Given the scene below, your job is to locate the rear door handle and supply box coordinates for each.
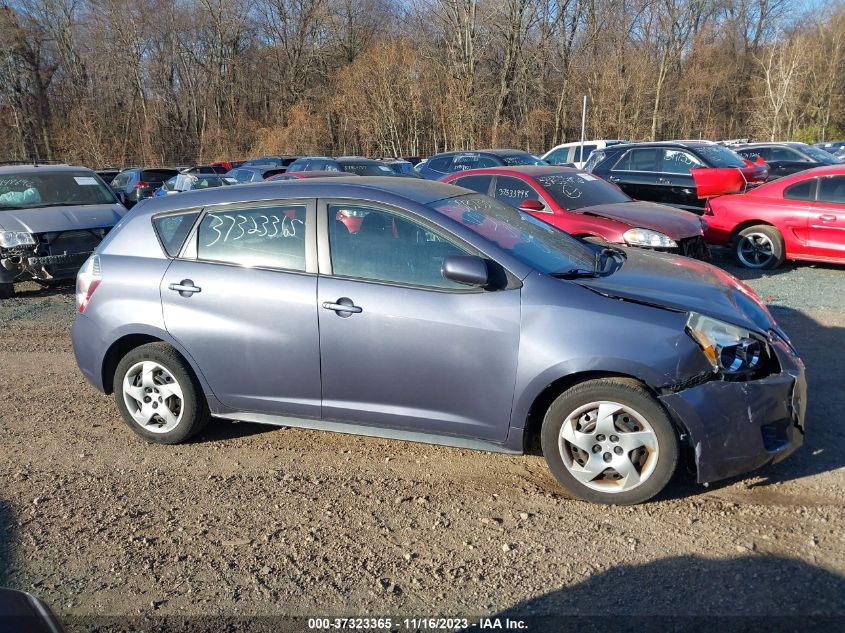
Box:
[657,177,671,184]
[322,297,362,317]
[819,214,837,222]
[168,279,201,297]
[608,175,621,183]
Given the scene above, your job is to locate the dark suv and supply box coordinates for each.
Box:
[585,142,768,213]
[110,168,180,207]
[416,149,546,180]
[287,156,401,176]
[732,142,841,179]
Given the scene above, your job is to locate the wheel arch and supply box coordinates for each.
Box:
[101,331,209,397]
[519,370,692,454]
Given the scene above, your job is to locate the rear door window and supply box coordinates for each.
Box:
[770,146,806,162]
[196,204,307,270]
[494,176,542,207]
[660,149,704,175]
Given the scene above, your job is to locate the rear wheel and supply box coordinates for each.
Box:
[113,342,209,444]
[734,225,785,269]
[0,283,13,299]
[540,378,679,505]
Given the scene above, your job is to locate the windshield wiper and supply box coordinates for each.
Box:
[550,268,603,279]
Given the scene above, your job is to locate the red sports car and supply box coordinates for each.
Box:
[442,166,708,258]
[704,165,845,268]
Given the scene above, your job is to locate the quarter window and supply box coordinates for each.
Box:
[153,212,200,256]
[328,204,471,289]
[613,148,658,172]
[784,179,816,201]
[196,205,307,270]
[452,175,493,195]
[817,176,845,204]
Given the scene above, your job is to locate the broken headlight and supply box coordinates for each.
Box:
[0,231,36,248]
[686,312,765,375]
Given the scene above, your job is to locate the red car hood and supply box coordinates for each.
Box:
[578,201,702,240]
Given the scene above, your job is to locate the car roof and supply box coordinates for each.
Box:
[737,142,807,148]
[604,141,713,150]
[0,164,91,175]
[337,157,382,164]
[128,177,467,217]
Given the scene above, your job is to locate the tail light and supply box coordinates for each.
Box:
[77,254,101,313]
[134,181,151,189]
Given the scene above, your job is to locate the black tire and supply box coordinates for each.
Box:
[734,224,785,269]
[540,378,679,505]
[0,283,13,299]
[113,342,209,444]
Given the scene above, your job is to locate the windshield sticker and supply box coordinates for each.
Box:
[74,176,99,185]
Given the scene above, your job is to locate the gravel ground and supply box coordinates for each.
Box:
[1,257,844,632]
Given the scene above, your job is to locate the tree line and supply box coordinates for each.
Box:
[1,0,843,168]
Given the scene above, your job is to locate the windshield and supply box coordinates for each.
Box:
[340,163,398,176]
[694,145,746,168]
[0,171,117,209]
[500,153,547,166]
[535,172,632,210]
[430,194,597,274]
[801,145,842,164]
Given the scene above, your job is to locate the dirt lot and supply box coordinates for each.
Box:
[1,256,844,631]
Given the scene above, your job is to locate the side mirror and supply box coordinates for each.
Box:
[519,199,546,213]
[442,255,489,287]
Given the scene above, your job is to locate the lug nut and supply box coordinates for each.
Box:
[592,445,601,453]
[152,402,158,409]
[614,446,623,455]
[610,434,619,442]
[143,396,151,403]
[603,452,612,462]
[596,434,606,442]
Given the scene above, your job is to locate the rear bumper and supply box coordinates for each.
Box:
[71,313,108,392]
[659,338,806,483]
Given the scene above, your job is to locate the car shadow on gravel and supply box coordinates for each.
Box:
[189,419,277,444]
[711,247,843,281]
[484,555,845,631]
[0,501,15,587]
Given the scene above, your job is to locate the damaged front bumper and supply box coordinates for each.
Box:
[659,336,806,484]
[0,228,107,284]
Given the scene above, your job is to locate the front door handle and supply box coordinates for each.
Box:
[322,297,362,317]
[819,214,837,222]
[657,177,671,184]
[168,279,201,297]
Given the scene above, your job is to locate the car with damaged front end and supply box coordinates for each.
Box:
[70,179,804,504]
[0,165,127,298]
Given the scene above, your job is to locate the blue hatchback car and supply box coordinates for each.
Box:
[71,178,806,504]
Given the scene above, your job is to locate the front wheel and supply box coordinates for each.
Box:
[734,225,785,269]
[541,378,679,505]
[113,342,209,444]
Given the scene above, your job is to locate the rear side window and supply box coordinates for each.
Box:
[494,176,541,206]
[140,170,179,182]
[613,148,658,172]
[784,179,816,201]
[196,205,307,270]
[426,156,453,172]
[153,212,200,256]
[660,149,703,174]
[451,175,493,194]
[817,176,845,204]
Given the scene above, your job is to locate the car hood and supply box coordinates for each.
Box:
[0,203,126,233]
[578,201,702,239]
[576,248,777,334]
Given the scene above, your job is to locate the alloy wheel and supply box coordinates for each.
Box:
[737,232,776,268]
